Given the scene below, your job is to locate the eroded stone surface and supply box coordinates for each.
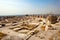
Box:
[0,15,60,40]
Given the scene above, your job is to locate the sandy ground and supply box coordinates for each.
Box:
[0,17,60,40]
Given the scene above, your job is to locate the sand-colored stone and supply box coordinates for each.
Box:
[47,15,58,24]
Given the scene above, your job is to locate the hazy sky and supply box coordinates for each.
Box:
[0,0,60,16]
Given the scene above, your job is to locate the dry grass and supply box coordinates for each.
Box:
[41,25,45,31]
[0,32,6,40]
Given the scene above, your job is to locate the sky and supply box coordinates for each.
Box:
[0,0,60,16]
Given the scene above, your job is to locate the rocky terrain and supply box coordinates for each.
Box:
[0,15,60,40]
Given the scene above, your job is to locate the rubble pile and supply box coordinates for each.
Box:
[0,15,60,40]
